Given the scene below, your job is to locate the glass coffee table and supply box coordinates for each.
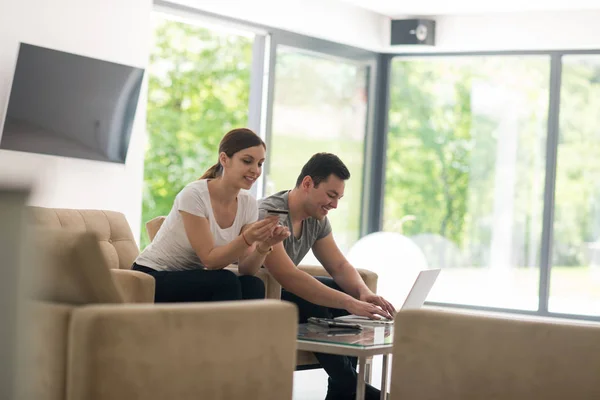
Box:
[297,323,393,400]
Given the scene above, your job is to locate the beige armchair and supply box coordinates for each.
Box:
[31,207,155,303]
[26,208,299,400]
[390,309,600,400]
[146,215,379,372]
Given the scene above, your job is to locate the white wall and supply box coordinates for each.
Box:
[0,0,152,240]
[169,0,389,51]
[386,9,600,53]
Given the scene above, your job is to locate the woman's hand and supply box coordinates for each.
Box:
[257,225,290,251]
[243,217,278,244]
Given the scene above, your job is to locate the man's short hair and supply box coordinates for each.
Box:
[295,153,351,188]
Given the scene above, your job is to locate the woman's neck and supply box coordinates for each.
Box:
[207,178,239,205]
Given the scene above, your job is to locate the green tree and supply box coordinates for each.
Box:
[385,61,474,246]
[142,17,253,248]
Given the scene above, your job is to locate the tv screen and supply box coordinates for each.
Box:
[0,43,144,163]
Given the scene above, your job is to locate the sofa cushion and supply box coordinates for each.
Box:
[33,229,124,305]
[29,207,139,269]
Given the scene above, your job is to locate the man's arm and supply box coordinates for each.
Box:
[263,243,391,319]
[312,233,371,298]
[313,233,396,317]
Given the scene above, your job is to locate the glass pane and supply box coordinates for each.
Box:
[142,13,254,248]
[550,55,600,317]
[266,47,369,259]
[384,56,550,310]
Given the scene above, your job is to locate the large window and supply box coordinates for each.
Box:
[384,56,550,310]
[383,53,600,319]
[266,47,369,257]
[142,13,255,248]
[550,55,600,316]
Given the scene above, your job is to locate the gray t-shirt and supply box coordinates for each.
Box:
[259,191,332,265]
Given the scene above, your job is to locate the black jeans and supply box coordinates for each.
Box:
[282,277,381,400]
[132,263,265,302]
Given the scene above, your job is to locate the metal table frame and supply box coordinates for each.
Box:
[297,339,392,400]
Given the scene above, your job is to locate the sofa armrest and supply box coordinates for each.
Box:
[110,269,155,303]
[67,301,297,400]
[356,268,378,293]
[225,265,282,300]
[297,264,378,293]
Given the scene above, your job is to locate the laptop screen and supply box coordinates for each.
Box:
[401,269,441,310]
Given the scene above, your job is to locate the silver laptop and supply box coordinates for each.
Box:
[335,268,441,324]
[399,268,441,310]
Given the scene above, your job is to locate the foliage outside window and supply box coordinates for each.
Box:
[385,56,550,310]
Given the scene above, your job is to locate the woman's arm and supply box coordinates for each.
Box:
[238,225,290,275]
[180,211,249,270]
[181,211,279,270]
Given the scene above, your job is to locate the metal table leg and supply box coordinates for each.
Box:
[356,356,366,400]
[380,354,389,400]
[365,357,373,384]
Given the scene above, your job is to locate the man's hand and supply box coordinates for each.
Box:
[344,298,393,320]
[359,292,396,319]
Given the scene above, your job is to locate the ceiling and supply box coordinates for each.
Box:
[336,0,600,16]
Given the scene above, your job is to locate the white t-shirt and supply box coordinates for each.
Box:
[135,179,258,271]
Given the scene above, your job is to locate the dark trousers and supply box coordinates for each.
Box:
[132,263,265,302]
[282,277,380,400]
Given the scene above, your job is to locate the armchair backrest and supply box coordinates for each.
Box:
[146,215,166,242]
[29,207,139,269]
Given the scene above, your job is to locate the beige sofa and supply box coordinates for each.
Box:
[390,309,600,400]
[26,207,298,400]
[146,215,379,370]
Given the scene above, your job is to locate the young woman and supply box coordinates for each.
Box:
[132,128,290,302]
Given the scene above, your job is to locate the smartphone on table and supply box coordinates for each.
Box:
[307,317,363,330]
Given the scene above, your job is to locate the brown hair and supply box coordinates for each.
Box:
[295,153,350,188]
[199,128,266,180]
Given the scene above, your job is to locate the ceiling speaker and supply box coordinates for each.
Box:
[391,19,436,46]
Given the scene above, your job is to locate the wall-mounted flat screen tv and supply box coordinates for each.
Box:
[0,43,144,163]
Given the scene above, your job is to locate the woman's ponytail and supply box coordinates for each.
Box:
[199,162,221,180]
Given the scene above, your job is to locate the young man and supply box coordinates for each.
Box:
[260,153,395,400]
